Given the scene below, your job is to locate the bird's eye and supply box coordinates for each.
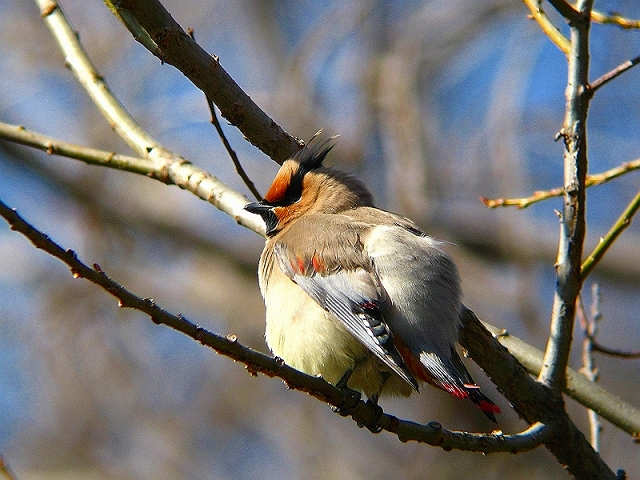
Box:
[283,171,304,204]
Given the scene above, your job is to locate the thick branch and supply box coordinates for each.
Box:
[460,308,616,478]
[105,0,302,163]
[539,0,592,392]
[0,198,549,453]
[479,321,640,438]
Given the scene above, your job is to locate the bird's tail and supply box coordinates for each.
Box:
[396,341,501,422]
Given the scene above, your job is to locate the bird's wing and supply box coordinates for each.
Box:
[272,239,418,391]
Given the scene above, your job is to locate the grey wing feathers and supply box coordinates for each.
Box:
[273,243,418,391]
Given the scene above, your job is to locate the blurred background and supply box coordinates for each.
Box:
[1,0,639,478]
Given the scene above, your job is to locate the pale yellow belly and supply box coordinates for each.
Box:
[263,277,413,399]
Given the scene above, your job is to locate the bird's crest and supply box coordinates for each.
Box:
[293,131,339,171]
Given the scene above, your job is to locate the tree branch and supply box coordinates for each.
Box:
[577,285,603,451]
[581,190,640,279]
[521,0,570,54]
[103,0,302,163]
[478,321,640,438]
[591,10,640,29]
[539,0,592,392]
[481,157,640,208]
[36,0,160,158]
[0,198,550,453]
[5,120,638,439]
[589,55,640,94]
[205,98,263,201]
[459,308,617,478]
[0,122,158,179]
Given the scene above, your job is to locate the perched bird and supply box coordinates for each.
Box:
[245,135,500,422]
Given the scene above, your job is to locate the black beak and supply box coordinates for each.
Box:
[244,202,273,215]
[244,201,278,236]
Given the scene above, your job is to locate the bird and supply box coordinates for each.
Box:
[244,134,500,423]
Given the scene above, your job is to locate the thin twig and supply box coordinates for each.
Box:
[589,55,640,94]
[0,122,158,179]
[103,0,302,163]
[581,190,640,279]
[481,157,640,208]
[206,98,263,201]
[577,286,603,451]
[186,28,262,201]
[0,197,551,453]
[521,0,570,54]
[592,10,640,29]
[591,343,640,359]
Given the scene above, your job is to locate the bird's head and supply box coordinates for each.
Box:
[245,135,374,237]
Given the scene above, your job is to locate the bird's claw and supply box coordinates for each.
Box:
[330,385,361,417]
[356,399,383,433]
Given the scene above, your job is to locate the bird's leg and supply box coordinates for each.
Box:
[336,366,355,390]
[331,362,363,417]
[356,370,389,433]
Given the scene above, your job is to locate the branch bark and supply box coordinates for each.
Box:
[539,0,592,392]
[460,309,616,478]
[0,199,549,453]
[104,0,302,163]
[3,0,634,476]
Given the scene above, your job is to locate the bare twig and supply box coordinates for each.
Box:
[539,0,593,392]
[481,157,640,208]
[206,98,263,201]
[589,55,640,94]
[581,190,640,279]
[521,0,570,54]
[0,197,551,453]
[103,0,302,163]
[0,122,158,179]
[591,10,640,29]
[577,286,603,451]
[185,27,262,201]
[591,344,640,359]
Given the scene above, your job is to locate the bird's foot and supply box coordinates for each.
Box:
[356,399,383,433]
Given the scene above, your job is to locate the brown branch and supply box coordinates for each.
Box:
[589,55,640,94]
[481,157,640,209]
[0,197,550,453]
[459,308,617,478]
[206,98,263,201]
[105,0,303,163]
[547,0,582,23]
